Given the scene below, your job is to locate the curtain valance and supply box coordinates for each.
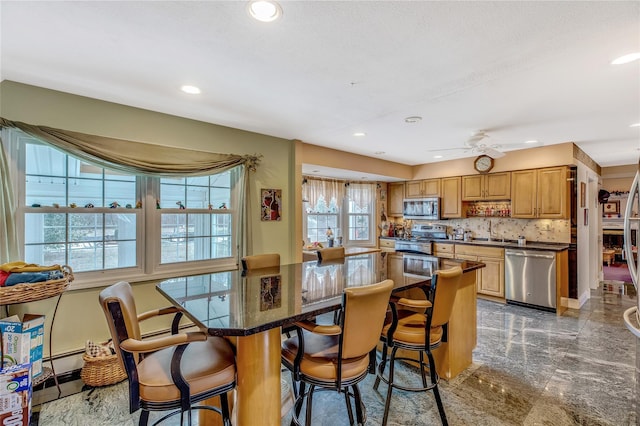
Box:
[303,177,345,209]
[0,118,261,176]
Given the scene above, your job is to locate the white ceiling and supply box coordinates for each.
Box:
[1,1,639,181]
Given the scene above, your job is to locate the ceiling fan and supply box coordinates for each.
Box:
[428,131,506,159]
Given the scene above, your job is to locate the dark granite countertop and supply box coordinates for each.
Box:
[157,252,483,336]
[381,236,569,252]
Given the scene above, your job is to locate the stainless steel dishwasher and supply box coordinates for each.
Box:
[505,249,557,311]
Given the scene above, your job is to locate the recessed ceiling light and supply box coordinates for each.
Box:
[524,140,538,144]
[611,52,640,65]
[630,123,640,127]
[353,132,366,137]
[181,85,201,94]
[247,0,282,22]
[433,155,443,159]
[404,116,422,123]
[374,151,385,155]
[312,170,319,173]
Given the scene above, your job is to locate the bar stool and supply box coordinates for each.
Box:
[317,247,345,262]
[374,266,463,426]
[282,279,394,426]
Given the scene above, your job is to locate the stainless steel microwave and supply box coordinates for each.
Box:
[402,197,440,220]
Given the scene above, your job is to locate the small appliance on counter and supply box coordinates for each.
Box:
[453,227,465,241]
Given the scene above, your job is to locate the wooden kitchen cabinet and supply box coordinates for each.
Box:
[456,245,504,298]
[433,242,455,259]
[379,238,395,252]
[462,172,511,201]
[511,166,569,219]
[405,178,440,198]
[388,182,404,216]
[441,176,463,218]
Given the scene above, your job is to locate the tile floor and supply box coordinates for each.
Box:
[34,282,639,425]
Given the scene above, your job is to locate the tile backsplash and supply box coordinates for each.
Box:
[403,218,571,243]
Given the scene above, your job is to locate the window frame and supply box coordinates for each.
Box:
[5,129,240,290]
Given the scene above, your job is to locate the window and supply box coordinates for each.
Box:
[6,129,239,287]
[158,175,234,264]
[303,178,375,246]
[22,140,139,273]
[305,195,339,244]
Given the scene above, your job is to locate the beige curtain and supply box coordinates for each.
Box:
[347,182,375,210]
[0,136,19,263]
[303,177,345,209]
[0,118,261,263]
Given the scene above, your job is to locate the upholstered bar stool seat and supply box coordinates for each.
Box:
[136,339,236,403]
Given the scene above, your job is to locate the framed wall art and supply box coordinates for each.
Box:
[603,200,620,216]
[261,188,282,221]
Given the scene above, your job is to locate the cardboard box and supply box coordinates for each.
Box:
[0,364,31,426]
[0,315,45,379]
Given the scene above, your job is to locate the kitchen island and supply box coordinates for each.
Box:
[382,235,570,314]
[157,252,483,424]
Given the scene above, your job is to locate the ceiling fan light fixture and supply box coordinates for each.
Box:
[181,85,201,94]
[611,52,640,65]
[247,0,282,22]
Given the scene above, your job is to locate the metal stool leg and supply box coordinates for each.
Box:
[427,351,448,425]
[381,346,398,426]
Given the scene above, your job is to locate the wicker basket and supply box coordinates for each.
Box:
[0,265,73,305]
[81,352,127,387]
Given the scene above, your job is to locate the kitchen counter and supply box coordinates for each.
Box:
[381,236,569,252]
[302,246,381,261]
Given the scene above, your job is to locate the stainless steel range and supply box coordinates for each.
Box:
[394,224,448,255]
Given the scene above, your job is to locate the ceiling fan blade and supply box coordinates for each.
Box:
[483,146,505,158]
[426,147,468,152]
[468,131,489,144]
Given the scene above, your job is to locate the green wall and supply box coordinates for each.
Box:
[0,81,296,359]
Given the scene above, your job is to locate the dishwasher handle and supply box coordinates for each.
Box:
[505,251,555,260]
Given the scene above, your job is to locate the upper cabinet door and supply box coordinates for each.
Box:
[511,170,537,218]
[511,167,568,219]
[422,179,441,197]
[537,167,569,218]
[405,180,424,198]
[462,175,484,200]
[462,172,511,201]
[441,176,462,218]
[484,172,511,200]
[388,182,404,216]
[405,179,441,198]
